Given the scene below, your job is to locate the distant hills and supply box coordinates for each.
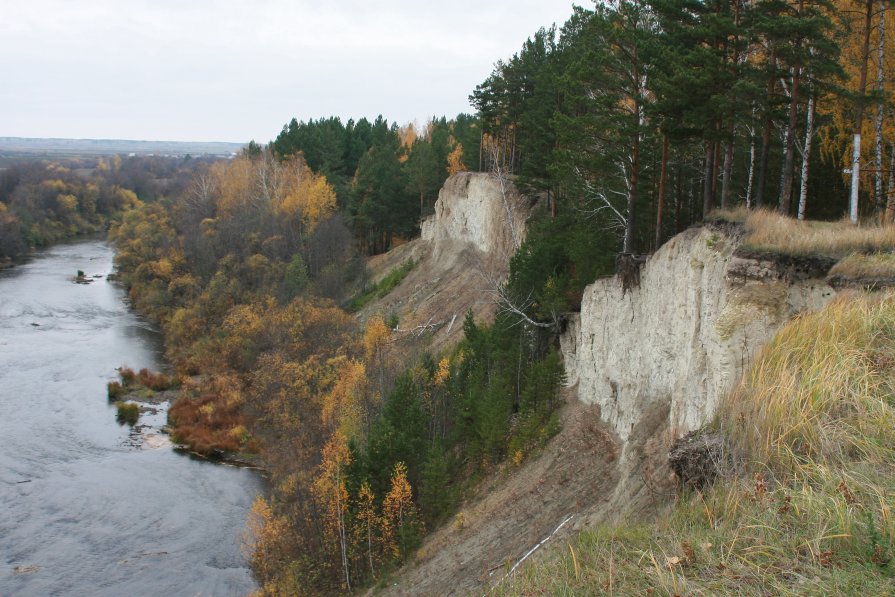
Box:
[0,137,245,159]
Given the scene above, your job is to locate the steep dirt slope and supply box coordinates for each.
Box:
[359,172,529,355]
[377,388,676,597]
[374,222,841,596]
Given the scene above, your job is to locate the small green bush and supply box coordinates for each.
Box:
[347,259,415,312]
[107,380,126,401]
[115,402,140,426]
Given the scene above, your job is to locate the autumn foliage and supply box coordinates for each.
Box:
[109,141,566,594]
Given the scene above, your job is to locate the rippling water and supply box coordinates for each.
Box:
[0,240,261,596]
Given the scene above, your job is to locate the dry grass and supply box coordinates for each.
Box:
[734,209,895,258]
[720,292,895,476]
[495,292,895,596]
[169,393,246,455]
[118,366,177,391]
[829,253,895,282]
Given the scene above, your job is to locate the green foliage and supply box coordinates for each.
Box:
[418,443,456,525]
[107,381,125,401]
[508,210,616,316]
[282,253,310,300]
[115,402,139,426]
[346,259,415,312]
[272,114,480,255]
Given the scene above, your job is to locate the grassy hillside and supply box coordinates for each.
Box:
[495,292,895,596]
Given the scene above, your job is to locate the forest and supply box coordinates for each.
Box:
[0,154,212,264]
[14,0,892,594]
[108,138,566,593]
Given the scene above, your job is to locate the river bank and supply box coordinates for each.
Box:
[0,239,260,596]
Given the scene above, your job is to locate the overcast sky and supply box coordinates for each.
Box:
[2,0,577,143]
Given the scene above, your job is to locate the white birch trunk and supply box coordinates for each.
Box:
[874,2,886,213]
[851,133,862,223]
[798,95,816,220]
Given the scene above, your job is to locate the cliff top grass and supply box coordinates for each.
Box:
[709,207,895,258]
[494,292,895,596]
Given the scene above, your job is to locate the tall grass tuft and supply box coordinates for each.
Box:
[720,292,895,480]
[742,209,895,257]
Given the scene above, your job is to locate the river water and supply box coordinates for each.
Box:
[0,240,260,596]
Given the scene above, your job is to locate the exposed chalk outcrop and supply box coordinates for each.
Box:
[561,225,836,442]
[421,171,527,261]
[362,172,530,353]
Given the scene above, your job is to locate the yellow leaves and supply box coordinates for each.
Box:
[447,143,467,174]
[382,461,420,558]
[244,495,293,584]
[212,156,255,217]
[56,193,78,212]
[434,357,451,387]
[364,315,391,363]
[313,431,352,539]
[322,357,368,440]
[152,257,174,278]
[115,187,140,208]
[210,152,337,230]
[40,178,67,193]
[278,156,337,230]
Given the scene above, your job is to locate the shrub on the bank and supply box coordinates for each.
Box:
[118,366,176,391]
[119,367,137,385]
[107,381,126,401]
[115,402,139,425]
[136,367,176,391]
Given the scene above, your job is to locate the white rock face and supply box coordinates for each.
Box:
[421,172,527,262]
[364,172,530,354]
[561,226,835,442]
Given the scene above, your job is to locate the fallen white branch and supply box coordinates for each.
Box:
[394,315,446,338]
[485,513,575,595]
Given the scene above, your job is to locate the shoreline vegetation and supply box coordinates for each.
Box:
[107,366,179,429]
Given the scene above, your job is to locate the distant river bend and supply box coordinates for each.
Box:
[0,240,260,596]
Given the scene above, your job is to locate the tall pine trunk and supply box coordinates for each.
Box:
[755,49,777,208]
[886,139,895,224]
[746,121,757,208]
[624,118,641,255]
[779,9,804,217]
[721,131,735,209]
[703,140,715,217]
[656,133,669,249]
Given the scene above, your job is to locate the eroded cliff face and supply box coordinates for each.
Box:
[561,225,835,442]
[420,172,526,260]
[362,172,529,353]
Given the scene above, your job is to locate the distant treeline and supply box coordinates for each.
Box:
[269,114,481,254]
[0,155,211,263]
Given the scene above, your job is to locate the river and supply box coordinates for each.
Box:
[0,240,260,596]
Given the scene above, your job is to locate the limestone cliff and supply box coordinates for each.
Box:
[561,224,836,443]
[361,172,529,353]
